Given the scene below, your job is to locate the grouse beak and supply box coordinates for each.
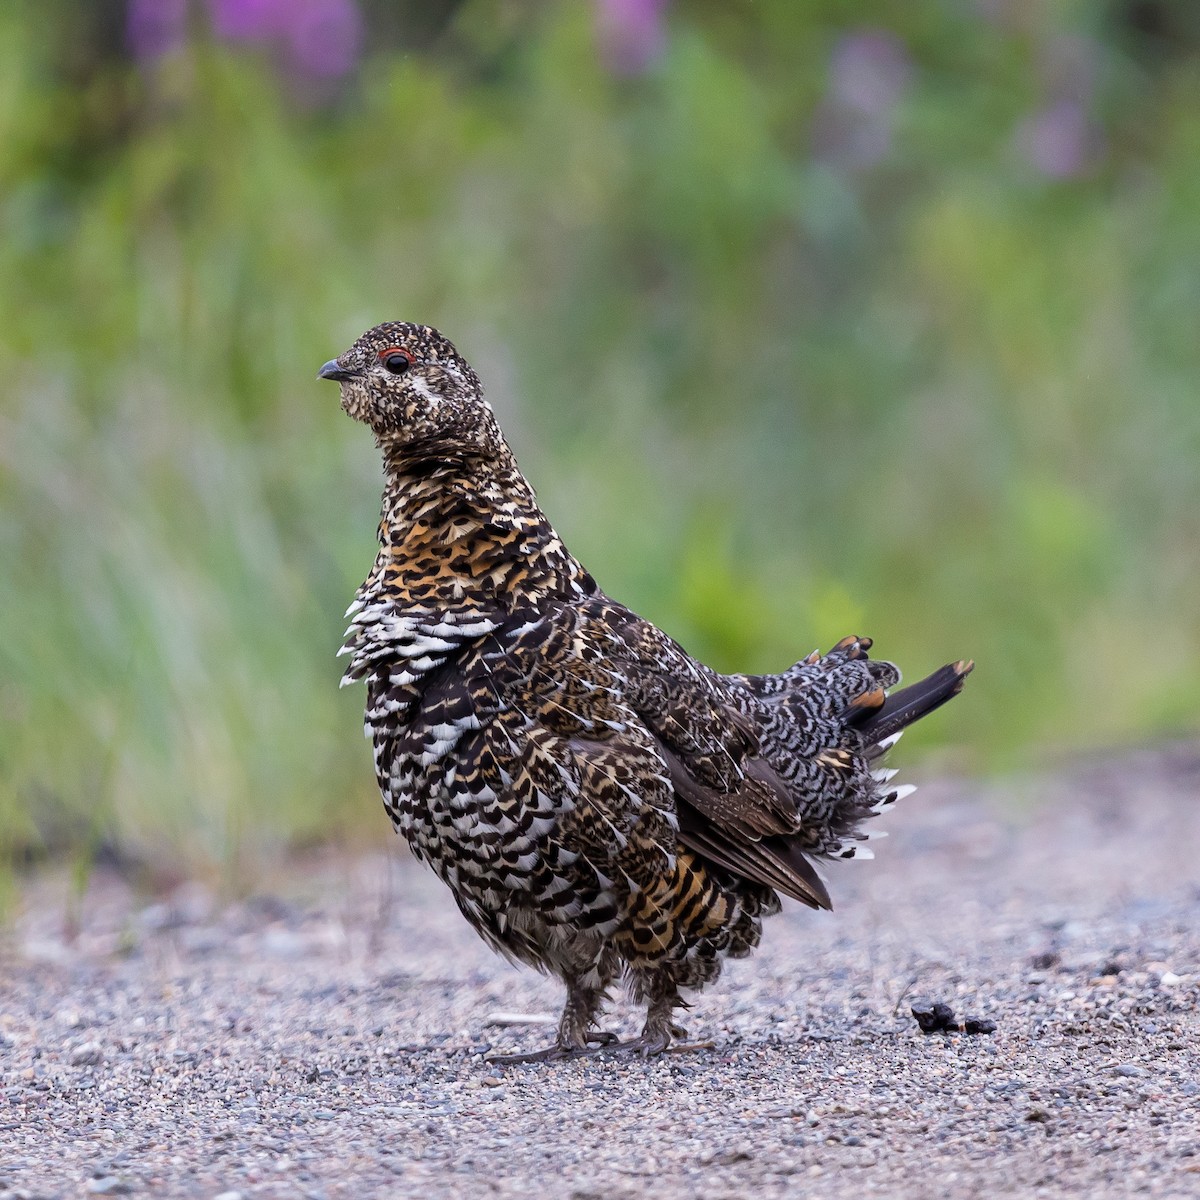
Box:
[318,359,358,382]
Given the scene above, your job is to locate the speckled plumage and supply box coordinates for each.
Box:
[322,322,972,1060]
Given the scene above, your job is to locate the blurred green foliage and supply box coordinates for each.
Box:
[1,0,1198,882]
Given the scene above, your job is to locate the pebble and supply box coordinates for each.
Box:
[69,1042,104,1067]
[86,1179,132,1196]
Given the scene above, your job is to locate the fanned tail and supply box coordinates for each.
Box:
[856,659,974,748]
[676,643,973,904]
[816,655,974,865]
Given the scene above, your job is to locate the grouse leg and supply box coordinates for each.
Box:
[607,970,696,1058]
[487,970,617,1065]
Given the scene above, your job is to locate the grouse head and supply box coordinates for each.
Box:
[319,322,501,462]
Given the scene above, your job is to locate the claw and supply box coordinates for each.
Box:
[637,1037,670,1058]
[486,1045,574,1065]
[623,1032,672,1058]
[486,1042,604,1065]
[486,1027,620,1064]
[597,1035,715,1058]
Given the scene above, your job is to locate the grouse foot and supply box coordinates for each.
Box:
[486,1029,619,1065]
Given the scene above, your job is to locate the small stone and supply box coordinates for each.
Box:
[262,929,306,960]
[86,1179,132,1196]
[213,1192,244,1200]
[1114,1064,1145,1079]
[711,1149,752,1166]
[70,1042,104,1067]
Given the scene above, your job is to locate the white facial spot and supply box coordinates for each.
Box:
[407,376,440,404]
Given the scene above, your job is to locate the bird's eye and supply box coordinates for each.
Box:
[379,348,412,375]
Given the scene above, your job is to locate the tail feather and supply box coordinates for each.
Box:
[858,659,974,746]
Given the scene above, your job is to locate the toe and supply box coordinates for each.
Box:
[486,1045,570,1065]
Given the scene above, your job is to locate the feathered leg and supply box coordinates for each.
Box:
[487,958,619,1064]
[609,967,691,1057]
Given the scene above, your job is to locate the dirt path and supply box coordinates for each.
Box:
[2,746,1199,1199]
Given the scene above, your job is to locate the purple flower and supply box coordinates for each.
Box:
[1014,35,1104,179]
[127,0,189,61]
[829,29,912,118]
[595,0,670,76]
[205,0,362,78]
[1014,99,1095,179]
[812,29,913,170]
[208,0,280,40]
[285,0,363,79]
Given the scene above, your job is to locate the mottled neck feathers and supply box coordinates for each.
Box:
[366,450,595,614]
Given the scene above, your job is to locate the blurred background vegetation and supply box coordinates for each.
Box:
[1,0,1198,886]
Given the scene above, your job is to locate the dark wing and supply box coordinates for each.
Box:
[592,600,836,911]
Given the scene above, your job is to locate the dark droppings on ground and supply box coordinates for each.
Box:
[1,745,1199,1199]
[910,999,998,1035]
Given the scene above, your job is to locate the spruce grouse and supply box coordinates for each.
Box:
[321,322,972,1062]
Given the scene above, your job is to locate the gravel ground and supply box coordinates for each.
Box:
[2,745,1199,1199]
